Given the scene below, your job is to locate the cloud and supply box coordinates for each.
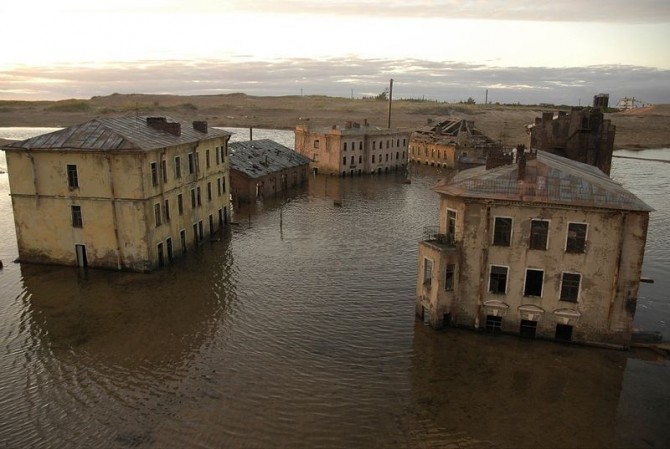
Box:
[1,58,668,106]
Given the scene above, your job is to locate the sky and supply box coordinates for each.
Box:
[1,0,669,105]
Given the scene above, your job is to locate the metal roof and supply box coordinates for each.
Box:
[433,150,653,212]
[229,139,311,179]
[1,116,230,152]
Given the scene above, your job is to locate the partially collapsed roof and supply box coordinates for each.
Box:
[2,116,230,152]
[433,150,653,212]
[412,117,499,149]
[230,139,311,179]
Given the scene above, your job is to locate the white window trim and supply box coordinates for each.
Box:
[560,271,582,302]
[445,208,457,237]
[488,264,509,295]
[530,218,551,250]
[492,216,514,246]
[423,257,434,286]
[523,267,545,298]
[565,221,589,252]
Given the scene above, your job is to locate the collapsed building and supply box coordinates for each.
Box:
[409,118,501,169]
[529,95,615,175]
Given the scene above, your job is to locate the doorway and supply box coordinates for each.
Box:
[75,244,88,268]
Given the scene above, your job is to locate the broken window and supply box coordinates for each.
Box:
[178,193,184,215]
[151,162,158,186]
[207,182,212,201]
[174,156,182,178]
[493,217,512,246]
[164,199,170,222]
[530,219,549,250]
[67,164,79,189]
[489,265,508,294]
[445,264,455,291]
[188,153,195,174]
[342,156,347,166]
[314,139,320,149]
[555,324,573,342]
[446,209,456,243]
[423,258,433,287]
[154,203,162,227]
[216,146,220,165]
[206,149,210,169]
[524,269,544,297]
[343,142,347,151]
[519,320,537,338]
[560,272,581,302]
[566,223,587,253]
[71,205,83,228]
[190,189,196,208]
[161,159,168,182]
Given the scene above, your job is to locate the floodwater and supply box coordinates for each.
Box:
[0,128,668,448]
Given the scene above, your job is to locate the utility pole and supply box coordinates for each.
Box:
[387,78,394,129]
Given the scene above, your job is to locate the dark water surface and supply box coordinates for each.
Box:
[0,129,668,448]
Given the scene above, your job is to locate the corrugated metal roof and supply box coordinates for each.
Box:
[433,150,653,212]
[229,139,311,179]
[1,116,230,152]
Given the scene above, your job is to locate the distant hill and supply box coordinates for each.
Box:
[1,94,668,149]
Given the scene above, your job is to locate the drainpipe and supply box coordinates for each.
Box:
[106,154,123,270]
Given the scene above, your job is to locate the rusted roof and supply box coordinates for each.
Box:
[229,139,311,179]
[1,116,230,152]
[433,150,653,212]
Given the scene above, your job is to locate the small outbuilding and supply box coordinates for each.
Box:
[229,139,311,204]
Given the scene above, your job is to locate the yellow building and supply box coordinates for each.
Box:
[1,116,231,271]
[416,149,652,348]
[294,120,410,176]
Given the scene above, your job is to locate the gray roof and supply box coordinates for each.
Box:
[433,150,653,212]
[1,116,230,152]
[229,139,311,179]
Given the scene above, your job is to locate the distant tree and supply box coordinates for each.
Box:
[376,89,388,101]
[466,97,476,104]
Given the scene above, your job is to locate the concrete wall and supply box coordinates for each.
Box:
[417,194,648,347]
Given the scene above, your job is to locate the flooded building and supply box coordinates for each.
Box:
[416,149,652,348]
[1,116,231,271]
[409,118,501,169]
[294,120,410,176]
[229,139,310,204]
[528,97,615,175]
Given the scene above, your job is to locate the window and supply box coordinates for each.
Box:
[560,272,581,302]
[520,320,537,338]
[493,217,512,246]
[67,164,79,188]
[198,220,204,240]
[530,220,549,250]
[385,153,389,162]
[222,178,226,193]
[193,223,199,245]
[161,160,167,183]
[166,237,173,262]
[154,203,162,227]
[164,199,170,222]
[180,229,186,253]
[207,182,212,201]
[190,189,196,208]
[351,156,354,165]
[314,139,320,149]
[403,139,406,146]
[555,324,573,341]
[486,315,502,333]
[197,186,202,206]
[343,142,347,151]
[566,223,587,253]
[397,139,400,146]
[373,141,376,150]
[396,152,399,160]
[151,162,158,186]
[195,152,200,173]
[489,265,508,294]
[174,156,182,178]
[524,269,544,297]
[446,209,456,243]
[359,156,362,164]
[216,147,220,165]
[423,258,433,287]
[217,178,222,196]
[188,153,195,174]
[71,205,83,228]
[372,155,376,163]
[386,140,390,149]
[445,264,455,291]
[178,193,184,215]
[343,156,347,166]
[206,149,210,169]
[359,142,363,150]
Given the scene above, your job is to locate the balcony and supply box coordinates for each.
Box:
[422,226,456,248]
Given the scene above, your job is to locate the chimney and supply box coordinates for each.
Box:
[517,144,526,180]
[146,117,181,136]
[193,121,208,133]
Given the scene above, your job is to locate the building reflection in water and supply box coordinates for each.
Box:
[408,320,627,448]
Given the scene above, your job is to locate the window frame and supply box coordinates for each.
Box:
[71,205,83,228]
[67,164,79,189]
[523,268,544,297]
[151,161,159,186]
[154,203,162,227]
[423,258,433,287]
[529,219,550,250]
[493,216,513,246]
[174,156,182,179]
[488,264,509,295]
[560,272,582,302]
[445,263,455,291]
[566,222,588,253]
